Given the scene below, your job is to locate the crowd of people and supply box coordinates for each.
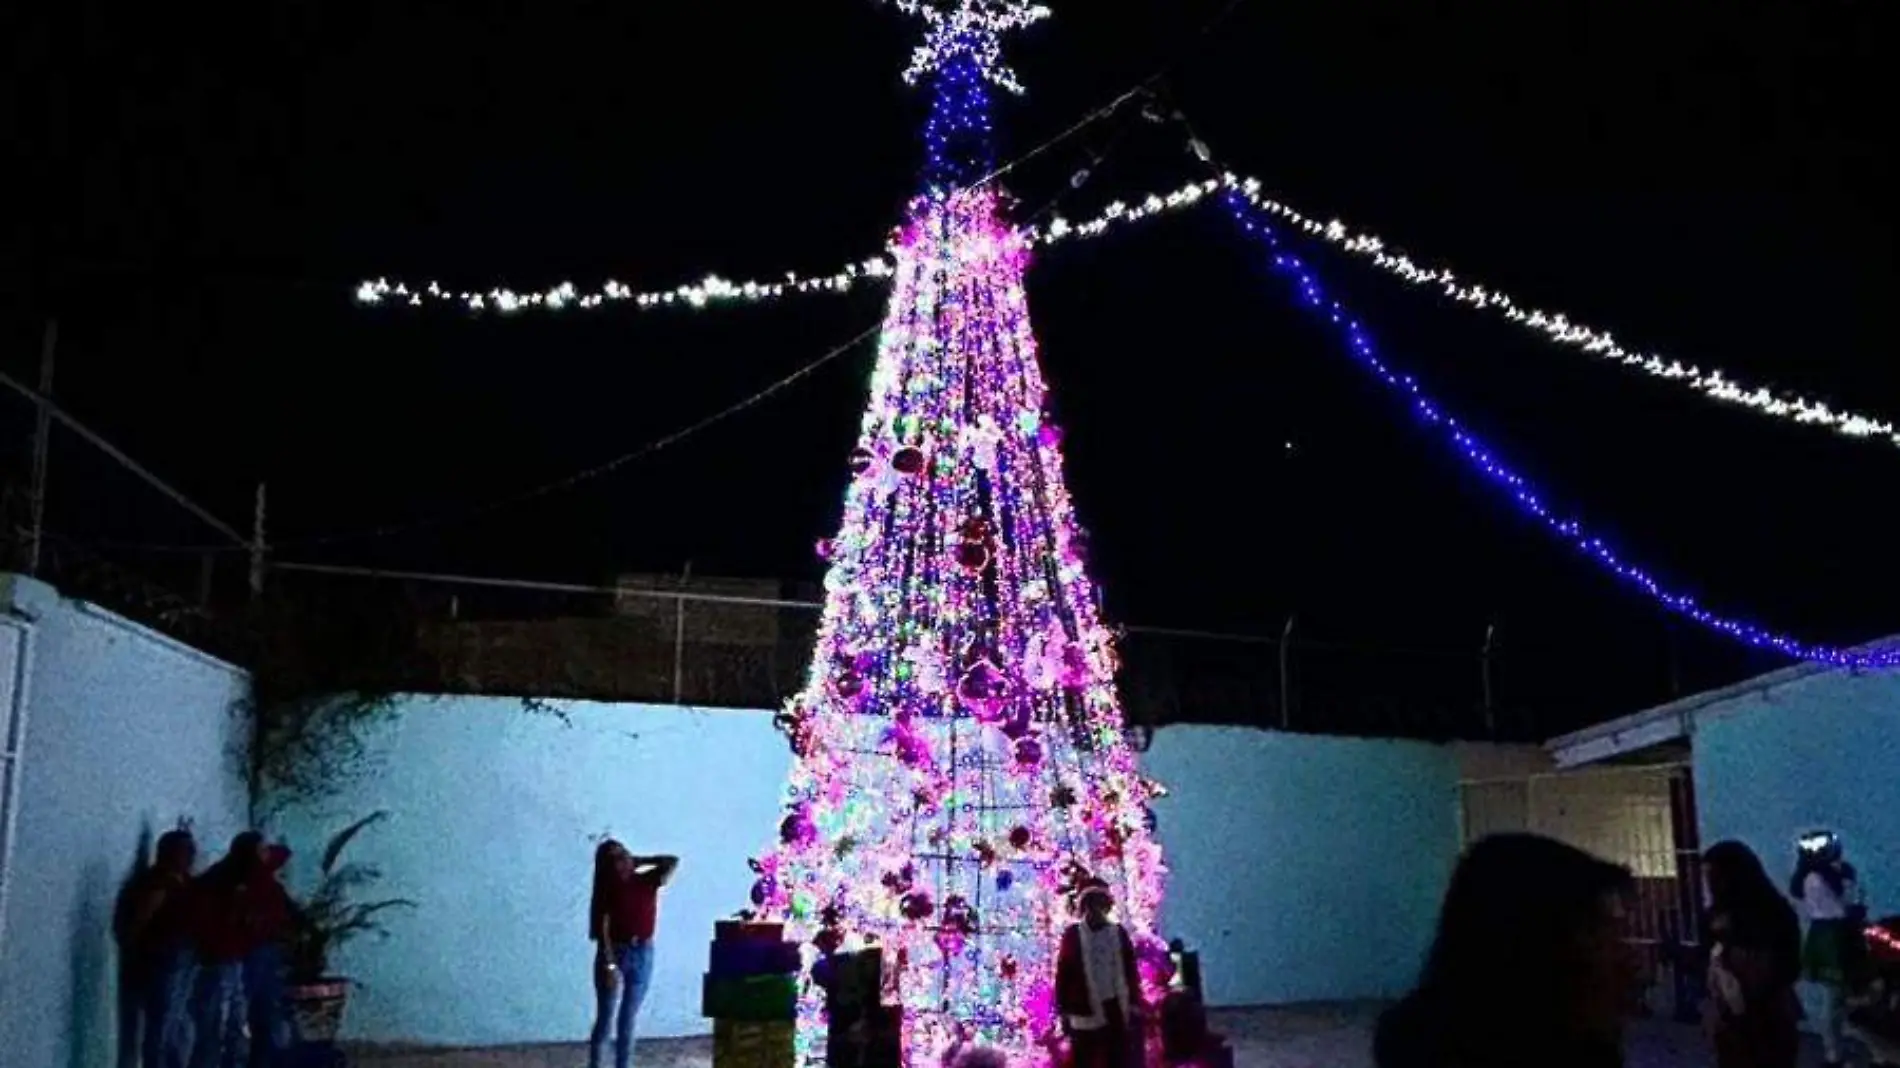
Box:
[1374,831,1887,1068]
[116,822,1881,1068]
[115,828,300,1068]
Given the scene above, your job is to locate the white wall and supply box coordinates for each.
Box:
[280,699,1467,1046]
[0,575,251,1068]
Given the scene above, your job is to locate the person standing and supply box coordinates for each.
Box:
[241,843,296,1067]
[190,833,295,1068]
[1373,834,1637,1068]
[588,840,678,1068]
[1703,840,1804,1068]
[116,829,200,1068]
[1791,831,1865,1068]
[1055,882,1144,1068]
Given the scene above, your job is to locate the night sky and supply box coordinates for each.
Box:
[5,1,1893,720]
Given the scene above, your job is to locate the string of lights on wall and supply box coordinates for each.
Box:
[1220,186,1900,669]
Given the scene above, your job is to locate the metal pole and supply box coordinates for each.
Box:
[197,552,215,608]
[1481,621,1498,737]
[1278,614,1296,730]
[249,483,267,600]
[25,320,57,575]
[672,594,687,705]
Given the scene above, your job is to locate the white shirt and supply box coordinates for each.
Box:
[1066,922,1130,1033]
[1802,871,1856,921]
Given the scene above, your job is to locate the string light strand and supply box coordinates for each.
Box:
[1221,187,1898,669]
[1212,174,1900,450]
[348,179,1219,316]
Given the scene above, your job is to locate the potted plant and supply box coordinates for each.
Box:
[286,811,416,1046]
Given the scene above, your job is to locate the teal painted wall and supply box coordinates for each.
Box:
[280,699,1465,1046]
[0,576,251,1068]
[1693,668,1900,1021]
[1146,727,1461,1006]
[274,698,792,1046]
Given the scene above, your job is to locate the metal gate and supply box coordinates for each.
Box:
[1460,764,1704,1021]
[0,612,33,956]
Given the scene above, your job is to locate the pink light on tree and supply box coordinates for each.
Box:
[750,7,1171,1064]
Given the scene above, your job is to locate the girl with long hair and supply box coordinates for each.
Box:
[1703,840,1803,1068]
[588,839,678,1068]
[1790,832,1865,1067]
[1374,834,1638,1068]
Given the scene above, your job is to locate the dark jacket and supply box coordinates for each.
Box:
[1055,922,1142,1020]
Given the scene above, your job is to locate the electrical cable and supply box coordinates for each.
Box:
[77,323,881,555]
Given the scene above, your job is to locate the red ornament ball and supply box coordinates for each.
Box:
[953,539,992,573]
[1013,736,1044,767]
[891,446,927,476]
[834,670,865,700]
[900,891,935,921]
[1008,825,1033,851]
[960,516,994,542]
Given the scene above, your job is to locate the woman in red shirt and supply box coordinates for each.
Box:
[588,839,678,1068]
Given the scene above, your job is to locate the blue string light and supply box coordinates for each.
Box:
[921,46,996,192]
[1220,188,1899,669]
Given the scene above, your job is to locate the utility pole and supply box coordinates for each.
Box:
[25,320,57,575]
[249,483,267,600]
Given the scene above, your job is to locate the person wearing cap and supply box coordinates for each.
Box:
[1055,882,1143,1068]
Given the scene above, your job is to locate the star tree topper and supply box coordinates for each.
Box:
[885,0,1052,93]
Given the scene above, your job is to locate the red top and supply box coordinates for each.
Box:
[193,873,295,963]
[593,875,660,943]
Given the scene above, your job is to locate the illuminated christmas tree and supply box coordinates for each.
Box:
[750,2,1170,1063]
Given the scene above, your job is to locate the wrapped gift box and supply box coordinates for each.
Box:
[714,1020,796,1068]
[819,948,883,1019]
[711,937,802,979]
[716,919,787,944]
[826,1004,901,1068]
[703,973,799,1022]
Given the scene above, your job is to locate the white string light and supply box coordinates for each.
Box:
[352,258,898,315]
[885,0,1052,94]
[353,171,1900,451]
[1213,173,1900,449]
[348,183,1217,316]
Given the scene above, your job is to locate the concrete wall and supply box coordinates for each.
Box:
[282,698,1465,1046]
[1146,727,1461,1006]
[274,697,791,1048]
[0,575,251,1068]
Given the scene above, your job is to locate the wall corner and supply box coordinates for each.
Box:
[0,573,58,622]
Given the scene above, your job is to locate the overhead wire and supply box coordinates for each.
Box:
[56,3,1246,560]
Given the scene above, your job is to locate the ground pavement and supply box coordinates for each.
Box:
[347,1002,1745,1067]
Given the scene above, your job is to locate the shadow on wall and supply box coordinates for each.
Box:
[70,860,117,1068]
[111,824,158,1068]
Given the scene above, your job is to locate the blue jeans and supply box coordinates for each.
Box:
[190,962,248,1068]
[242,945,287,1066]
[590,941,654,1068]
[127,949,196,1068]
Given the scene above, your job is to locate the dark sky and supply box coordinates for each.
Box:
[4,0,1894,719]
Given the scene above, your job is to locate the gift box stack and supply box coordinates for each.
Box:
[1160,940,1233,1068]
[819,948,902,1068]
[702,920,802,1068]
